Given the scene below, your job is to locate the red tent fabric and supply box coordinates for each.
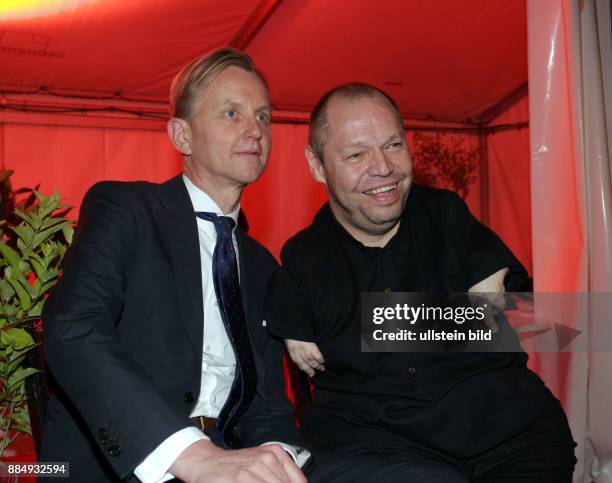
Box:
[0,0,531,265]
[0,0,536,469]
[1,0,526,121]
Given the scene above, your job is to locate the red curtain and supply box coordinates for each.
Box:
[2,117,528,262]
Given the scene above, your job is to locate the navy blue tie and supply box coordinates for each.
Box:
[195,212,257,448]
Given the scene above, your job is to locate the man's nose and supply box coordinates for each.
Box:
[369,150,393,176]
[244,115,263,140]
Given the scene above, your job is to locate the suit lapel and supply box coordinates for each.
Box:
[156,176,204,356]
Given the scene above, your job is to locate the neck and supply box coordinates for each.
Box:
[335,215,400,248]
[183,164,242,214]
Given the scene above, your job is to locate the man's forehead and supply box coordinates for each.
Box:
[328,95,397,124]
[197,68,270,107]
[327,96,401,135]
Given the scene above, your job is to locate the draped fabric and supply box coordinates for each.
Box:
[528,0,612,481]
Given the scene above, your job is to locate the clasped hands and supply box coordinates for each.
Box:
[170,439,306,483]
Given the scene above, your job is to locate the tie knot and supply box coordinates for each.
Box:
[195,212,236,236]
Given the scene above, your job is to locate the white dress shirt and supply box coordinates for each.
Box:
[134,176,302,483]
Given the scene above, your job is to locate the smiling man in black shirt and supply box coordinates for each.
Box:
[265,83,576,482]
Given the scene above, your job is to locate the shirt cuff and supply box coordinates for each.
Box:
[134,427,209,483]
[261,441,311,469]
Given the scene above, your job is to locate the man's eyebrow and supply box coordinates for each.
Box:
[220,100,271,109]
[342,132,404,149]
[385,132,405,143]
[221,100,242,109]
[343,141,366,149]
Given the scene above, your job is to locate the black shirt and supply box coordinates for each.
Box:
[265,185,549,458]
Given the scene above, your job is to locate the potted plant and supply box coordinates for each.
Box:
[0,170,73,460]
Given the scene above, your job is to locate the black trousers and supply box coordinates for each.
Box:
[305,396,576,483]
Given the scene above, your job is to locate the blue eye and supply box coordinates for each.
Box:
[224,110,237,119]
[256,112,270,123]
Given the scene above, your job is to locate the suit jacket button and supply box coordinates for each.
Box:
[184,391,195,403]
[109,445,121,457]
[97,428,109,441]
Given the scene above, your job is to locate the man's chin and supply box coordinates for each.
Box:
[364,205,404,226]
[354,212,402,236]
[237,166,266,185]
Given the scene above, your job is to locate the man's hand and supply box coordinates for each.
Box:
[468,267,509,333]
[169,439,306,483]
[285,339,325,377]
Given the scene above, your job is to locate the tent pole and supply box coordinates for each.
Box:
[229,0,283,50]
[477,82,528,124]
[479,125,490,225]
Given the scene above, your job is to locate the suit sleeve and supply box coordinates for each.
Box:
[43,182,189,479]
[239,246,307,449]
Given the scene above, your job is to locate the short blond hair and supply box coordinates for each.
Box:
[169,48,266,120]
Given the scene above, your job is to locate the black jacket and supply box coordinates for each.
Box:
[40,175,303,482]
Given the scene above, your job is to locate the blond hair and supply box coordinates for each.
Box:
[170,48,266,120]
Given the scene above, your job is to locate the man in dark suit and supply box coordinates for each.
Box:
[39,49,307,483]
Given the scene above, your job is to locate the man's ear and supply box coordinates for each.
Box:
[167,117,192,156]
[305,146,326,185]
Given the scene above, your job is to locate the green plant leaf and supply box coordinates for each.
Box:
[62,224,74,245]
[14,209,42,230]
[6,354,26,374]
[5,278,32,312]
[36,191,60,218]
[40,278,58,295]
[16,238,28,254]
[11,225,35,248]
[31,221,71,249]
[0,279,15,302]
[0,244,21,272]
[7,345,37,374]
[26,299,44,319]
[8,367,39,389]
[40,216,67,231]
[57,243,67,259]
[18,261,31,280]
[3,304,17,317]
[28,257,45,282]
[5,328,35,350]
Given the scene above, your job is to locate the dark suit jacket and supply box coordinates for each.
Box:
[39,176,303,482]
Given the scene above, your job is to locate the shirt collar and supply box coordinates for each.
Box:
[182,174,240,224]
